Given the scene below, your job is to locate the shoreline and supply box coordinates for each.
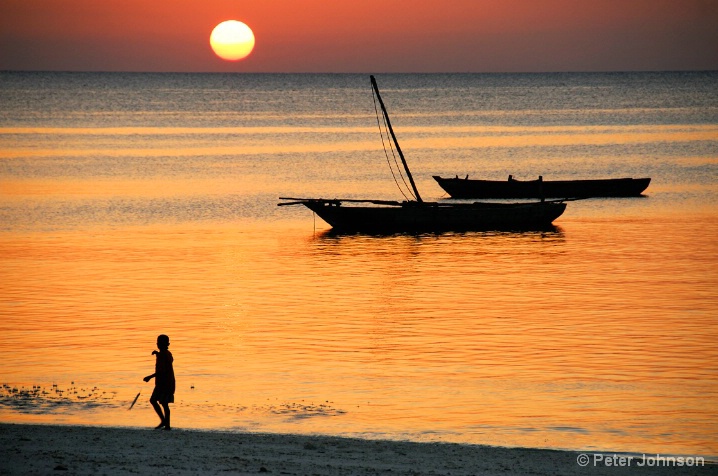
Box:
[1,423,713,475]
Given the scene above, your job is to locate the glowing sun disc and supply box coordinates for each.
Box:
[210,20,255,61]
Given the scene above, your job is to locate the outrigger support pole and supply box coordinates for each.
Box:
[370,75,423,204]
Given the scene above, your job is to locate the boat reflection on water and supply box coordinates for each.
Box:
[313,225,565,241]
[307,226,567,264]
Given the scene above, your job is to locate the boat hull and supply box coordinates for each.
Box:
[433,176,651,199]
[302,200,566,232]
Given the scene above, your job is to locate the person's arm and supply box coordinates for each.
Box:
[144,350,160,381]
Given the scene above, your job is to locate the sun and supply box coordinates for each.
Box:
[210,20,255,61]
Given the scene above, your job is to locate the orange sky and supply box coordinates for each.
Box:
[1,0,717,72]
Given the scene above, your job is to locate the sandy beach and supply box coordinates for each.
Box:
[1,423,713,475]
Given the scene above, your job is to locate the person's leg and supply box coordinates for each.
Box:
[161,402,171,430]
[150,398,165,428]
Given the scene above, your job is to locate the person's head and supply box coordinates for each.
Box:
[157,334,170,350]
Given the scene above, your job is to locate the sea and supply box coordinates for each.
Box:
[1,71,717,457]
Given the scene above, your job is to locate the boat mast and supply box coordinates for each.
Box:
[370,75,423,203]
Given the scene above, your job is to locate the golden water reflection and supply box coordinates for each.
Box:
[1,217,716,455]
[1,124,715,158]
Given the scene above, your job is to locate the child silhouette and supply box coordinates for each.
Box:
[143,334,175,430]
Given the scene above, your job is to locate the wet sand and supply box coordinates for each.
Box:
[1,423,713,475]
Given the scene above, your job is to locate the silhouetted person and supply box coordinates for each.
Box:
[143,334,175,430]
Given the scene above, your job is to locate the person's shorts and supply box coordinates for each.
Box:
[150,387,174,404]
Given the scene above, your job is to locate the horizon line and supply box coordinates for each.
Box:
[2,69,717,75]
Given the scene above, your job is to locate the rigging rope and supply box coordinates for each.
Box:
[381,104,415,199]
[372,86,416,201]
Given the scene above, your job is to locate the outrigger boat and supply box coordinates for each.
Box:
[433,175,650,199]
[279,76,568,233]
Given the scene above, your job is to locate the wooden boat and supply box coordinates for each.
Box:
[433,175,650,199]
[279,197,566,232]
[279,76,567,232]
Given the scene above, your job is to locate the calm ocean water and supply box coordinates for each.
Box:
[1,72,717,456]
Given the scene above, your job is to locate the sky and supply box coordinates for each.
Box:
[1,0,717,73]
